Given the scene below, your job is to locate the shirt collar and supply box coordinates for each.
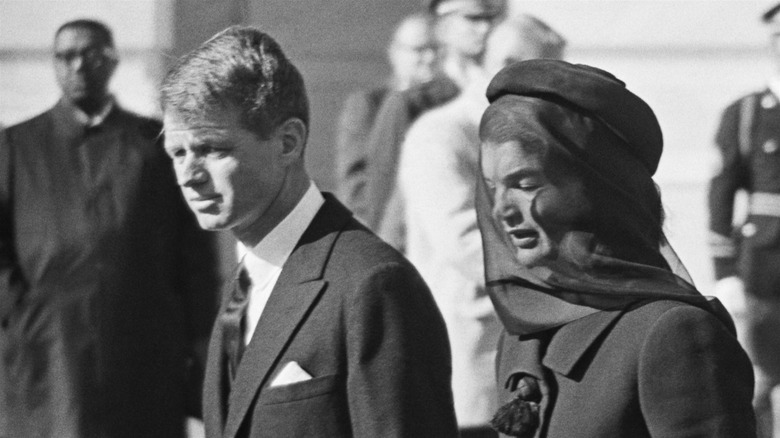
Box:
[240,182,325,282]
[71,96,115,128]
[769,76,780,102]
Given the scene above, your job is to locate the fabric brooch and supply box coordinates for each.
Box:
[490,372,542,437]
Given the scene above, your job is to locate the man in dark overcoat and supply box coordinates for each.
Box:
[335,12,438,214]
[358,0,505,251]
[0,19,220,437]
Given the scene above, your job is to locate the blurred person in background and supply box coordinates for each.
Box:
[0,19,220,437]
[484,59,755,438]
[398,16,565,438]
[708,3,780,436]
[336,12,438,216]
[355,0,506,250]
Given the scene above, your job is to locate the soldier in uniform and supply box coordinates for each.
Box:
[708,3,780,436]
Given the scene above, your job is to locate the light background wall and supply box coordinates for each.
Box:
[1,0,778,292]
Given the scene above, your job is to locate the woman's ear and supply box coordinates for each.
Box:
[278,117,307,161]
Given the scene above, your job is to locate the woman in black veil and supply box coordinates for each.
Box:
[477,60,756,437]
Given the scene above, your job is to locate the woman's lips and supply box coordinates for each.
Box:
[507,228,539,248]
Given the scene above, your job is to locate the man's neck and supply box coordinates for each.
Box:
[234,170,312,248]
[70,95,112,117]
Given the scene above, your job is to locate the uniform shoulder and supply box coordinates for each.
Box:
[721,90,765,114]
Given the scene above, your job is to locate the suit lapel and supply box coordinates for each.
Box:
[542,307,625,377]
[222,195,352,438]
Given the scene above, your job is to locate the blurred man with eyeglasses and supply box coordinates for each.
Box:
[335,12,438,216]
[0,19,220,437]
[355,0,505,252]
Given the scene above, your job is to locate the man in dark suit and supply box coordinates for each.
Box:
[358,0,505,251]
[0,19,219,437]
[160,26,458,438]
[709,4,780,436]
[335,12,438,213]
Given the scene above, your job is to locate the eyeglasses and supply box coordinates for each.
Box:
[393,42,439,55]
[55,47,114,66]
[436,7,501,23]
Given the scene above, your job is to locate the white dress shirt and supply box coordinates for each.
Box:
[72,96,114,127]
[238,182,324,345]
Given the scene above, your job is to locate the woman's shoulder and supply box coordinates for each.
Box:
[622,299,723,325]
[618,299,731,338]
[618,299,741,360]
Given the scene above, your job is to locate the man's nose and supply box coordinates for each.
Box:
[420,48,437,64]
[71,56,85,71]
[61,54,88,72]
[178,154,208,187]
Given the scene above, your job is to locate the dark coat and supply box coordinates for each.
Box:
[0,101,220,437]
[203,194,458,438]
[496,300,756,438]
[335,86,389,212]
[709,89,780,296]
[358,75,460,244]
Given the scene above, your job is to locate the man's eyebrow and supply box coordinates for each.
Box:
[500,167,541,182]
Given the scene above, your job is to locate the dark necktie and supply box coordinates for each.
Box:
[222,267,252,383]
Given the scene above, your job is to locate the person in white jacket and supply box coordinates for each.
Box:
[398,15,566,438]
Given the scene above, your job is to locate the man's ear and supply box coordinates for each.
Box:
[278,117,307,162]
[105,47,119,74]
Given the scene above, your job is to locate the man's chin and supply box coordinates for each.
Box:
[194,215,231,232]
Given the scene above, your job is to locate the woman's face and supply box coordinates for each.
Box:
[481,139,592,267]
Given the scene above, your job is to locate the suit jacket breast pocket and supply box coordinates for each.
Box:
[743,215,780,249]
[260,373,341,405]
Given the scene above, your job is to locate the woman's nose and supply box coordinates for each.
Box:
[493,189,523,225]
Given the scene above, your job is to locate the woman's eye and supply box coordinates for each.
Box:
[515,179,541,190]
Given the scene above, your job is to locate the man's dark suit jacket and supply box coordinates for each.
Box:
[358,76,459,250]
[496,300,756,437]
[204,194,458,438]
[0,100,220,437]
[335,86,390,212]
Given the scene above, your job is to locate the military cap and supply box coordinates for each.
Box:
[425,0,505,17]
[763,2,780,23]
[486,59,663,174]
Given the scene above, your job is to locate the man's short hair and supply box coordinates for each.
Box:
[55,19,115,48]
[160,25,309,141]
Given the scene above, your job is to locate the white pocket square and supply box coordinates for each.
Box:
[270,361,312,387]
